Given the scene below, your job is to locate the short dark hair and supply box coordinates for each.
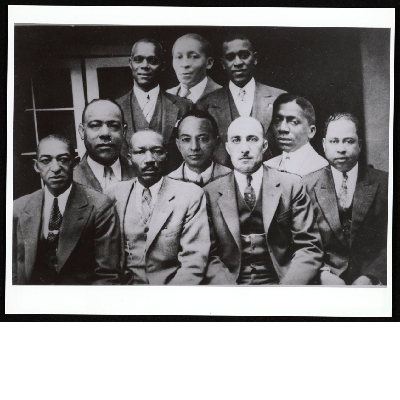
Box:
[128,129,166,154]
[173,33,214,58]
[323,112,362,138]
[131,38,165,61]
[36,134,75,158]
[222,32,254,52]
[273,93,316,126]
[81,98,125,126]
[175,110,220,140]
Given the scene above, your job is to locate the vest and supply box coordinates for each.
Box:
[235,182,278,284]
[131,92,163,133]
[124,187,150,284]
[227,87,256,120]
[338,203,353,245]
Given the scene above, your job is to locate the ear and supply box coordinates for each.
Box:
[175,137,181,153]
[129,57,134,72]
[123,123,128,140]
[253,52,258,66]
[206,57,214,70]
[322,138,327,153]
[262,139,268,154]
[225,141,231,156]
[308,125,316,140]
[78,123,85,141]
[33,159,39,173]
[221,57,226,70]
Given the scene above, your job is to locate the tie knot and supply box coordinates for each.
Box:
[53,197,59,205]
[146,94,150,100]
[239,88,246,101]
[343,172,348,180]
[104,166,113,176]
[246,174,252,186]
[180,87,191,98]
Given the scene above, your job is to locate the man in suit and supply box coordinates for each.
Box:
[13,135,120,285]
[203,116,323,285]
[104,129,210,285]
[116,38,192,173]
[303,113,388,285]
[197,32,286,166]
[169,110,231,186]
[74,98,136,192]
[264,94,328,176]
[167,33,222,104]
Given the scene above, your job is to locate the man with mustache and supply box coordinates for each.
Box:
[13,135,121,285]
[116,38,192,173]
[203,116,323,285]
[303,113,388,285]
[104,129,210,285]
[197,32,286,167]
[167,33,221,104]
[74,99,136,192]
[265,94,329,176]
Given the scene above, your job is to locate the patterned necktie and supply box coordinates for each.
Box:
[142,94,152,122]
[48,197,62,244]
[279,154,290,172]
[239,88,246,102]
[180,86,191,99]
[338,172,349,210]
[244,175,256,209]
[141,187,152,225]
[103,166,114,190]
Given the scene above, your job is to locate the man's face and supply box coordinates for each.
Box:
[272,101,316,153]
[226,118,267,174]
[79,100,125,167]
[173,37,213,89]
[129,41,164,90]
[323,118,361,172]
[222,39,257,88]
[34,138,74,197]
[130,131,168,187]
[176,116,218,172]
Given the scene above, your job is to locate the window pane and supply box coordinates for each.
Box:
[36,110,77,149]
[14,110,37,154]
[97,67,132,100]
[33,68,74,108]
[13,154,42,200]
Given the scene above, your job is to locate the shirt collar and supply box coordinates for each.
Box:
[136,176,163,202]
[229,77,256,98]
[234,164,263,196]
[331,162,358,181]
[180,76,208,103]
[87,155,122,182]
[282,142,312,163]
[184,161,214,183]
[44,183,72,216]
[133,83,160,104]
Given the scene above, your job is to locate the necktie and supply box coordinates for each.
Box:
[48,197,62,244]
[196,175,204,188]
[142,94,152,122]
[141,187,152,225]
[180,86,191,99]
[279,154,290,172]
[239,88,246,102]
[103,166,114,190]
[244,175,256,209]
[338,172,349,210]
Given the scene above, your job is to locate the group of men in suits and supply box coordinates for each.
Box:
[12,31,388,286]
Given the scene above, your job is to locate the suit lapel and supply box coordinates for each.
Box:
[350,168,378,245]
[145,178,174,251]
[217,173,241,252]
[252,82,274,128]
[20,190,44,281]
[210,88,232,141]
[75,154,103,192]
[261,167,282,233]
[161,92,179,143]
[314,168,348,245]
[56,183,92,272]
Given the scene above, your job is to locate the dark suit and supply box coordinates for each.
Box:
[303,165,388,284]
[197,82,286,166]
[116,90,192,172]
[203,166,323,285]
[13,182,120,285]
[73,153,136,193]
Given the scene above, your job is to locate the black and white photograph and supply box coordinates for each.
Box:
[6,7,393,316]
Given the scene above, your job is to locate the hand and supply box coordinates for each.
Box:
[352,275,373,285]
[320,271,346,285]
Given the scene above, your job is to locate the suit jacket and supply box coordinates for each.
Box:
[166,77,222,103]
[104,177,210,285]
[13,182,121,285]
[116,89,192,172]
[303,165,388,284]
[203,166,323,285]
[264,145,329,177]
[73,153,136,193]
[197,82,287,166]
[168,162,231,184]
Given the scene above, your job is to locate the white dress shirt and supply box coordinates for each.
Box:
[331,163,358,208]
[184,162,214,184]
[280,142,313,174]
[87,155,122,190]
[179,76,208,104]
[234,165,263,200]
[135,177,164,214]
[42,184,72,239]
[229,77,256,117]
[133,83,160,122]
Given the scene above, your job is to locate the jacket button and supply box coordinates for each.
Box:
[144,227,149,233]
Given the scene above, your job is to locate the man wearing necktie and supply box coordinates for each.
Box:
[13,135,120,285]
[116,38,192,173]
[168,110,231,186]
[303,113,388,285]
[197,32,286,167]
[104,129,210,285]
[264,94,328,176]
[203,116,323,285]
[74,99,136,193]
